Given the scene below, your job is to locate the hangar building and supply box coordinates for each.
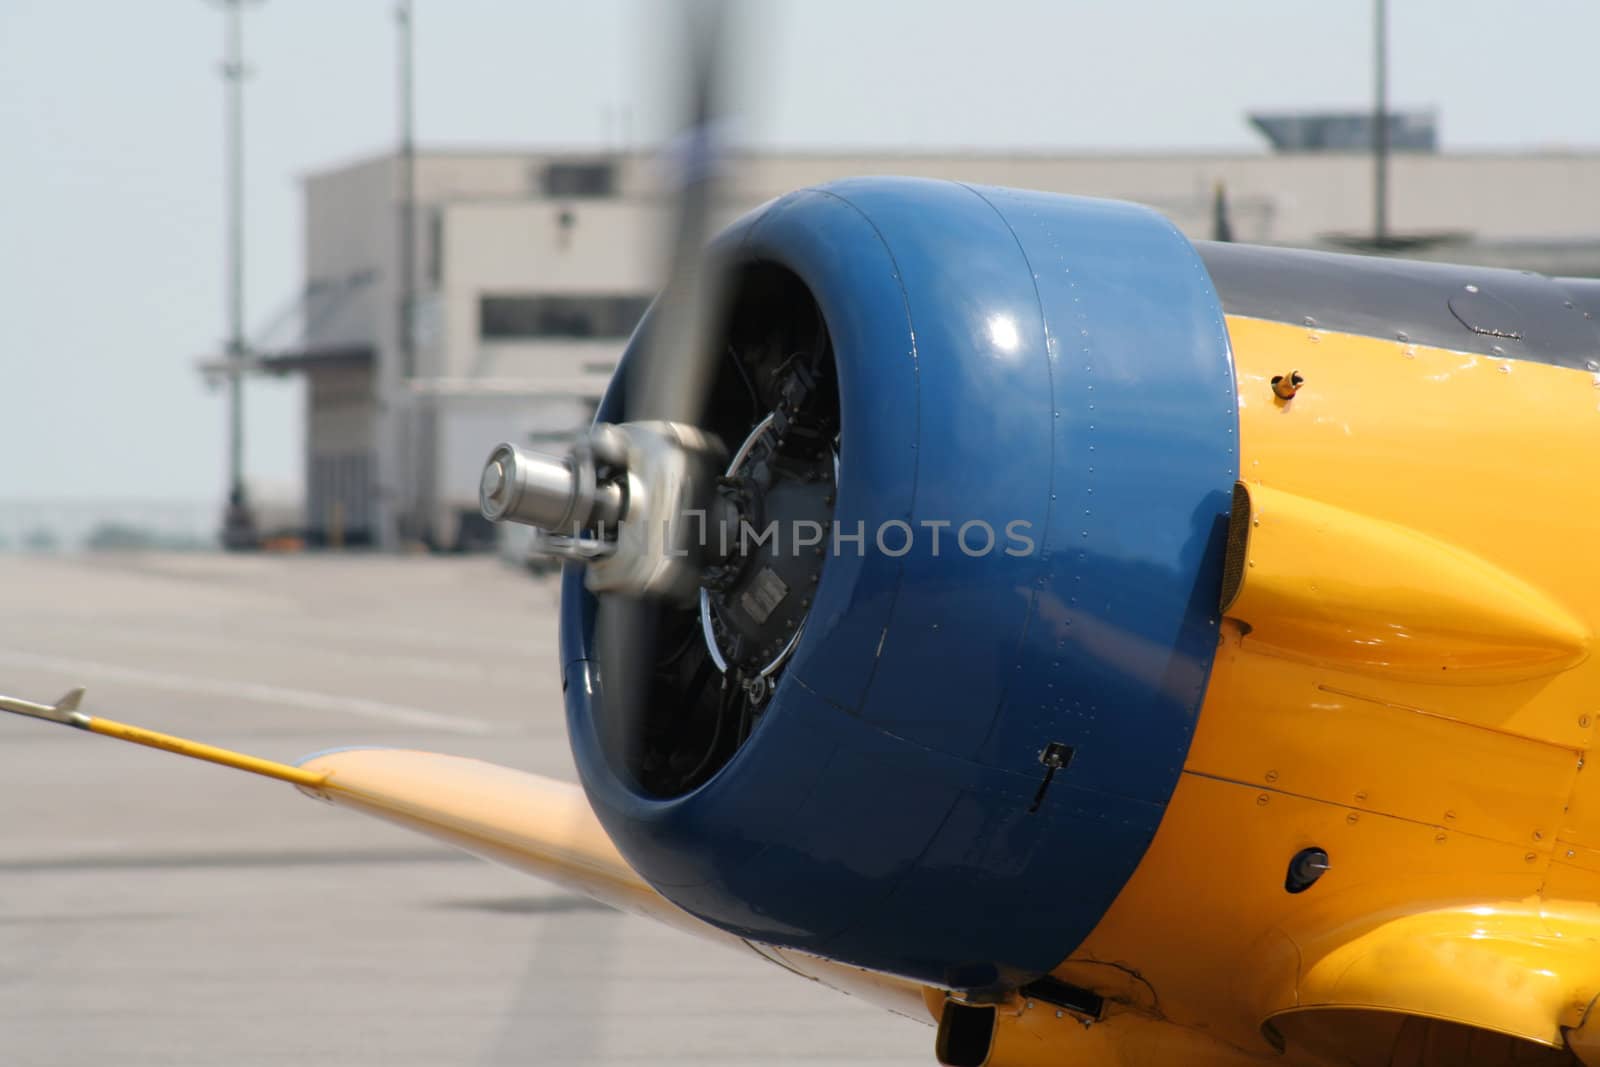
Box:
[254,136,1600,549]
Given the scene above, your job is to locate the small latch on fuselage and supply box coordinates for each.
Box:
[1028,741,1075,814]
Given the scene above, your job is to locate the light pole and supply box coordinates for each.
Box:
[215,0,262,548]
[397,0,416,381]
[1373,0,1390,248]
[393,0,419,548]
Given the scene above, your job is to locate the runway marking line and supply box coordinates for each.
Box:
[0,649,498,735]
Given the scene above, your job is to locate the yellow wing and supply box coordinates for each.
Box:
[0,687,929,1024]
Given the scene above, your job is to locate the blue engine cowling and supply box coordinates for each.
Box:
[560,177,1238,990]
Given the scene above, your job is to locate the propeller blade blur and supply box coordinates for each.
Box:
[602,0,740,757]
[595,594,661,783]
[628,0,735,426]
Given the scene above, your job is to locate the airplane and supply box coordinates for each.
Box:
[9,6,1600,1066]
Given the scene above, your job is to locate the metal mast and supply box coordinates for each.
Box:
[397,0,416,380]
[392,0,418,548]
[1373,0,1390,248]
[218,0,259,548]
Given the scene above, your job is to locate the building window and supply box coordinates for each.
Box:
[480,295,650,340]
[539,161,617,198]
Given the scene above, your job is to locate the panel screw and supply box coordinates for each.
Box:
[1526,852,1538,863]
[1444,810,1456,821]
[1581,715,1591,728]
[1534,831,1544,842]
[1256,794,1270,806]
[1346,812,1360,824]
[1265,770,1279,783]
[1354,791,1368,803]
[1435,832,1447,844]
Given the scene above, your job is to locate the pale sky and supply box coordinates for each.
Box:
[2,1,1597,505]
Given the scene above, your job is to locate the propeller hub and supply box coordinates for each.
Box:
[479,437,630,549]
[480,460,508,506]
[478,423,725,603]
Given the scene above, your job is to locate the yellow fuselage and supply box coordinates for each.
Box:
[1035,315,1600,1064]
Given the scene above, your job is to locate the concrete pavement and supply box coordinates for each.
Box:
[0,553,931,1066]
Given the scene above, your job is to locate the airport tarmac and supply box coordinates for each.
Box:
[0,553,931,1066]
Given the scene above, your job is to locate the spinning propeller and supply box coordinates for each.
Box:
[478,0,742,777]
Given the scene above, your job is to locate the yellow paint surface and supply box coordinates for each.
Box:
[297,748,933,1024]
[1050,316,1600,1064]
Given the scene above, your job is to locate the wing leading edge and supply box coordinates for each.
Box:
[0,687,929,1024]
[294,747,930,1021]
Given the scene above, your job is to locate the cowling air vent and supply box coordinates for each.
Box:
[1220,481,1250,613]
